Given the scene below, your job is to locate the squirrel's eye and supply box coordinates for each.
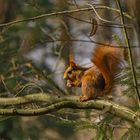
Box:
[68,71,72,74]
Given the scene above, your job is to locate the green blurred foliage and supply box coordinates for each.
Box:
[0,0,71,139]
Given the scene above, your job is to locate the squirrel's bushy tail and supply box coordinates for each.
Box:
[92,45,124,94]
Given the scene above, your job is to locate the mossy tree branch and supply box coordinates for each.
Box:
[0,93,140,128]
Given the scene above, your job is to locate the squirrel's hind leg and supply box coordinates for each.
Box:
[80,76,94,102]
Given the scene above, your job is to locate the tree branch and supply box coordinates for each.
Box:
[116,0,140,106]
[0,93,79,106]
[0,6,132,28]
[0,93,140,128]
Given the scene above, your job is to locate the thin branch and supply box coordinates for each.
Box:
[67,15,133,29]
[0,6,132,28]
[116,0,140,106]
[0,76,11,94]
[96,5,132,20]
[43,38,139,48]
[15,83,44,96]
[0,95,139,128]
[88,4,117,24]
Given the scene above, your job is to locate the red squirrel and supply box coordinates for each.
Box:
[63,44,124,102]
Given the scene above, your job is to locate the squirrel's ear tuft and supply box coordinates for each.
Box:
[69,53,77,67]
[70,60,77,67]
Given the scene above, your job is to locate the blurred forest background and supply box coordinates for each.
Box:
[0,0,140,140]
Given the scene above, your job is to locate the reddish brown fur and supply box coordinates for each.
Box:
[64,45,124,101]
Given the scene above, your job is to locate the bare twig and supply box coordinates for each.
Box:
[0,6,132,28]
[15,83,44,97]
[67,15,133,29]
[43,38,139,48]
[87,4,116,24]
[0,76,11,96]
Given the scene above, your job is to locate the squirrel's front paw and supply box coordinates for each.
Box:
[79,95,89,102]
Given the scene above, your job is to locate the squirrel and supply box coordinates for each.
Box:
[63,44,124,102]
